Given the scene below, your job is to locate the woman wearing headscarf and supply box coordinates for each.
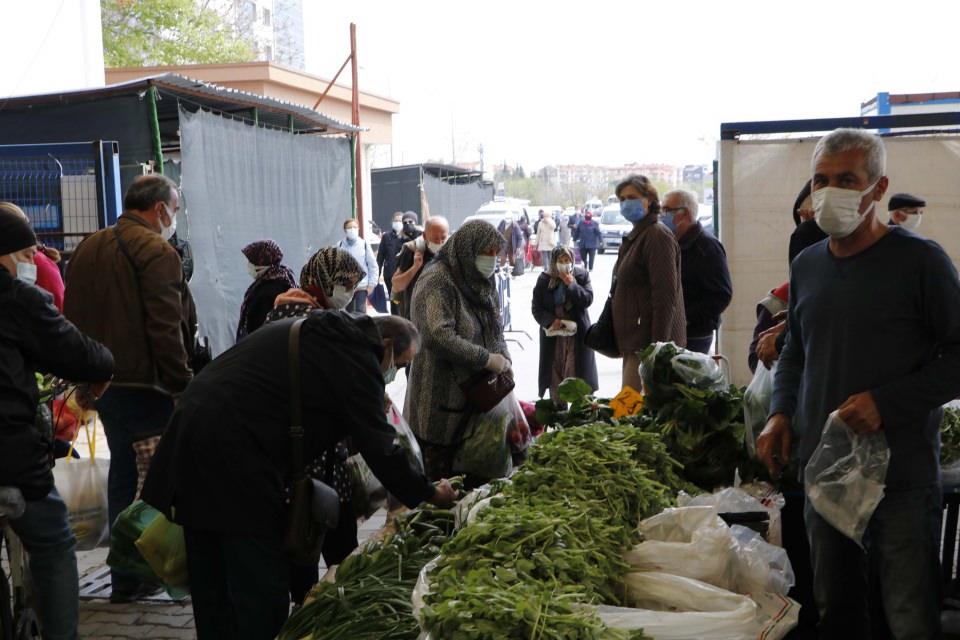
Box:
[235,240,297,341]
[532,246,598,401]
[262,247,366,606]
[405,220,510,480]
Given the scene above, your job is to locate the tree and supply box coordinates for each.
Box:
[102,0,255,67]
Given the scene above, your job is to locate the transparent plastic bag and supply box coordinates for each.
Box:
[670,351,727,391]
[53,421,109,550]
[627,506,737,590]
[411,557,439,629]
[452,392,517,480]
[743,362,776,458]
[386,397,425,476]
[348,454,387,519]
[678,486,784,546]
[730,525,794,596]
[804,411,890,546]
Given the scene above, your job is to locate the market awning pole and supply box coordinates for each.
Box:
[351,23,364,231]
[147,85,164,174]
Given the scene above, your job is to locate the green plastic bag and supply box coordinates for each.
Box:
[136,513,189,591]
[106,500,161,583]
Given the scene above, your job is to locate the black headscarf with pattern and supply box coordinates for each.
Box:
[435,220,506,338]
[299,246,365,298]
[237,240,298,339]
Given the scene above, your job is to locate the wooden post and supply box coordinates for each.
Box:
[351,23,363,231]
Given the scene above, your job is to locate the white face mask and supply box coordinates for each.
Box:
[345,228,359,241]
[16,261,37,286]
[428,240,445,254]
[475,255,498,278]
[557,262,573,274]
[392,221,403,233]
[898,213,922,232]
[160,204,177,241]
[329,284,356,309]
[812,180,879,239]
[247,262,268,279]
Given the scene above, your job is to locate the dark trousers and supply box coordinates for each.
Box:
[582,249,597,271]
[96,387,173,592]
[805,485,942,639]
[782,491,818,638]
[185,528,290,640]
[686,334,714,354]
[347,289,368,313]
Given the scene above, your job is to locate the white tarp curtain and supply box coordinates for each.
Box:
[719,135,960,386]
[179,107,352,355]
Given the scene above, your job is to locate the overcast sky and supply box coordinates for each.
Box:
[304,0,955,170]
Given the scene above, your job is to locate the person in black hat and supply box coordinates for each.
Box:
[887,193,926,231]
[0,205,114,639]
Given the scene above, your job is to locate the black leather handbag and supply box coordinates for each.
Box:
[458,369,515,414]
[283,318,341,567]
[584,276,620,359]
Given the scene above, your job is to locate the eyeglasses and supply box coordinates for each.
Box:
[661,207,687,215]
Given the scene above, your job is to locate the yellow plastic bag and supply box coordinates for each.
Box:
[135,512,189,590]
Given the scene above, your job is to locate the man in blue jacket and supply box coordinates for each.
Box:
[758,128,960,639]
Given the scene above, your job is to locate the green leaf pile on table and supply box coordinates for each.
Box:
[278,507,456,640]
[418,424,691,639]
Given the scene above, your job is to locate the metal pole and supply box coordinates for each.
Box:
[252,108,259,127]
[288,114,295,132]
[350,134,357,218]
[351,23,363,231]
[147,85,164,174]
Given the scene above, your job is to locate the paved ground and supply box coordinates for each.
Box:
[69,252,622,638]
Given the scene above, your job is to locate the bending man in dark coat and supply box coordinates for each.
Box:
[142,311,456,640]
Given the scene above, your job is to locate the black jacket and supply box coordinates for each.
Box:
[236,278,292,341]
[531,269,598,397]
[377,231,408,290]
[142,310,435,538]
[0,270,113,499]
[679,223,733,337]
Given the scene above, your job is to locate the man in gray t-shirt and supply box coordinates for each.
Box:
[759,128,960,639]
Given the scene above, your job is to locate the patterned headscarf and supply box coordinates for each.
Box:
[547,245,576,290]
[237,240,298,340]
[436,220,506,338]
[299,246,365,298]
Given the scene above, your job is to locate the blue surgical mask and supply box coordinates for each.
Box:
[620,199,646,223]
[383,365,397,385]
[661,212,677,233]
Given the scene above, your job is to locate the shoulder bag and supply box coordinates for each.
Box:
[584,273,620,359]
[283,317,341,566]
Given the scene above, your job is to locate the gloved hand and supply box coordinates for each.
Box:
[485,353,511,374]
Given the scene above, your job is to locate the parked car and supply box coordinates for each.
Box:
[463,201,529,229]
[598,204,631,254]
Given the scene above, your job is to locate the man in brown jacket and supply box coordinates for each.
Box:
[64,174,194,602]
[611,174,686,392]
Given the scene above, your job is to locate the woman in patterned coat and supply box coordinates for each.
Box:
[404,220,511,480]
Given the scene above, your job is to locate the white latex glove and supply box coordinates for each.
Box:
[485,353,511,374]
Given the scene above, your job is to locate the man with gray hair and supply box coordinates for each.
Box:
[65,174,196,602]
[661,189,731,353]
[392,215,450,320]
[758,128,960,638]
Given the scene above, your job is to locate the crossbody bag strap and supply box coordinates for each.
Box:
[288,317,307,477]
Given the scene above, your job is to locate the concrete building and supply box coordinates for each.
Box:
[215,0,306,69]
[106,62,399,225]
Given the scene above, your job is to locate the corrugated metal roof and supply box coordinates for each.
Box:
[0,73,363,134]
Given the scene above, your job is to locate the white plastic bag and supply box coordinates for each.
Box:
[670,351,727,390]
[804,411,890,546]
[628,507,737,591]
[743,362,776,458]
[729,525,795,596]
[678,485,784,546]
[386,397,425,476]
[597,572,799,640]
[53,420,109,550]
[411,557,439,629]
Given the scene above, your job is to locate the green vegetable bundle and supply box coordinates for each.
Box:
[420,424,660,639]
[635,343,750,489]
[942,407,960,465]
[278,508,455,640]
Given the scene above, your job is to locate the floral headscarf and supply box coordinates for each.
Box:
[299,246,365,298]
[435,220,506,339]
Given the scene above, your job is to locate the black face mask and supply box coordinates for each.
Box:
[403,222,416,233]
